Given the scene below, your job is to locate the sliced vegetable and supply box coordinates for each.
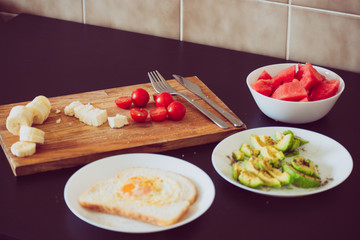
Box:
[115,96,132,109]
[130,108,148,122]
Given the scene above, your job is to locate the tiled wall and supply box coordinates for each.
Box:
[1,0,359,73]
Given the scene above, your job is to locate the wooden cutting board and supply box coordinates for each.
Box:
[0,77,246,176]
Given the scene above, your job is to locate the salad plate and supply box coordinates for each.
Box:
[64,153,215,233]
[212,126,353,197]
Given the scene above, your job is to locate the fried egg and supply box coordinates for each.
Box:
[115,170,181,206]
[79,167,198,226]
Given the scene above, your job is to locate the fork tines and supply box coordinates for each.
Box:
[148,70,172,93]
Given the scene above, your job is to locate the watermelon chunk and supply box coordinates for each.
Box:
[299,96,310,102]
[271,65,296,88]
[300,63,323,90]
[271,79,308,101]
[252,63,340,102]
[251,79,273,96]
[294,63,304,80]
[310,79,340,101]
[258,70,272,80]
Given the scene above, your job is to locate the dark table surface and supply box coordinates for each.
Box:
[1,14,359,240]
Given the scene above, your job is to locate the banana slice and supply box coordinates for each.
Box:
[11,141,36,157]
[6,105,34,136]
[19,125,45,144]
[26,97,50,124]
[34,95,51,110]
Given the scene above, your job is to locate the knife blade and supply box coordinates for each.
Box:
[173,74,244,127]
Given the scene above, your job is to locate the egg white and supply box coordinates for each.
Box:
[115,172,181,206]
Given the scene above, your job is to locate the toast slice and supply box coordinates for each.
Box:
[79,167,197,226]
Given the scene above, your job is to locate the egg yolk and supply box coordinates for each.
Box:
[119,176,161,199]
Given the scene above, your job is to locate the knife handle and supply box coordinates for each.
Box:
[202,97,244,127]
[174,92,230,129]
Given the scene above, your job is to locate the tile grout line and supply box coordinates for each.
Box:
[82,0,86,24]
[285,0,292,60]
[180,0,183,41]
[263,0,360,18]
[291,4,360,18]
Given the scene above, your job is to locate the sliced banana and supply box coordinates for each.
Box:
[19,125,45,144]
[6,95,51,157]
[26,98,50,124]
[11,141,36,157]
[34,95,51,109]
[6,105,34,136]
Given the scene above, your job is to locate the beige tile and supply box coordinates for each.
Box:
[182,0,288,59]
[85,0,180,40]
[292,0,360,15]
[289,7,360,73]
[265,0,289,4]
[0,0,83,23]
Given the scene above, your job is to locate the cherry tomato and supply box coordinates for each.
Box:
[131,88,150,107]
[115,96,132,109]
[152,93,159,102]
[130,108,148,122]
[155,92,174,108]
[150,107,167,121]
[167,101,186,121]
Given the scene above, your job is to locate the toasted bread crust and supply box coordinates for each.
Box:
[79,200,190,226]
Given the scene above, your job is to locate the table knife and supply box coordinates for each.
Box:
[173,74,244,127]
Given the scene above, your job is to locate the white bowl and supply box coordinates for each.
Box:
[246,63,345,124]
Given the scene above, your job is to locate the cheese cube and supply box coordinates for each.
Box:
[64,101,83,116]
[108,114,128,128]
[86,108,108,127]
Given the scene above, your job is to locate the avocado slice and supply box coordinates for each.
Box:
[282,130,309,148]
[240,143,260,158]
[260,146,285,166]
[232,162,243,180]
[288,138,300,152]
[298,138,309,146]
[282,130,294,136]
[232,150,245,161]
[274,130,284,141]
[244,160,281,188]
[290,132,309,146]
[248,157,263,169]
[283,163,321,188]
[259,135,277,145]
[238,170,264,188]
[291,156,320,179]
[259,159,292,185]
[274,132,294,152]
[250,135,285,165]
[250,134,267,148]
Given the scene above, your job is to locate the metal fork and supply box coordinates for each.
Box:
[148,70,230,129]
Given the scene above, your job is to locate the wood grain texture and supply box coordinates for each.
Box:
[0,77,246,176]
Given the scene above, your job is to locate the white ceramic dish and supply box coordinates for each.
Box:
[64,153,215,233]
[212,127,353,197]
[246,63,345,124]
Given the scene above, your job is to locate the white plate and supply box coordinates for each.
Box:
[212,127,353,197]
[64,153,215,233]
